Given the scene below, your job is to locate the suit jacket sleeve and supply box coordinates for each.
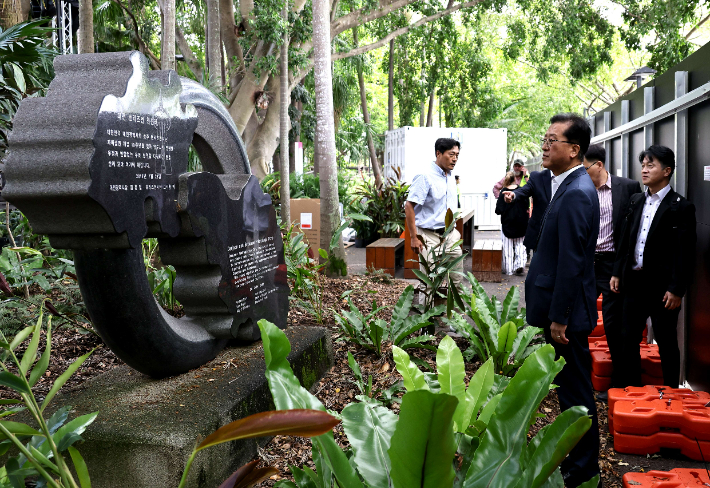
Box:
[549,188,595,325]
[512,177,535,200]
[613,194,639,277]
[667,202,697,297]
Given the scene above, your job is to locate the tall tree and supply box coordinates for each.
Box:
[78,0,94,53]
[388,39,394,131]
[353,27,383,187]
[205,0,221,89]
[313,0,345,275]
[159,0,175,70]
[280,0,291,225]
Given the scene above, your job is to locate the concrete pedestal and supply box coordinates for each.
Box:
[50,326,332,488]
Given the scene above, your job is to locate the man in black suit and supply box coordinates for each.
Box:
[583,144,642,391]
[611,145,696,388]
[525,114,600,487]
[502,167,552,252]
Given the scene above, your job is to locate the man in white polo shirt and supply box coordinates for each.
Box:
[404,138,463,289]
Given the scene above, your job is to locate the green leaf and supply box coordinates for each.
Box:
[10,63,26,93]
[0,372,30,394]
[476,393,502,426]
[0,421,41,440]
[57,432,83,452]
[501,287,520,323]
[313,436,365,488]
[391,285,415,329]
[437,336,465,402]
[29,445,59,472]
[9,326,33,351]
[577,475,600,488]
[464,345,565,487]
[389,390,458,488]
[411,269,434,289]
[341,401,398,488]
[392,346,428,392]
[29,319,51,387]
[445,208,454,229]
[41,348,95,412]
[453,359,494,433]
[318,248,328,259]
[515,406,591,488]
[19,309,43,376]
[497,322,517,358]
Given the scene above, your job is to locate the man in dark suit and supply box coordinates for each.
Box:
[583,144,642,392]
[611,145,696,388]
[503,168,552,252]
[525,114,600,487]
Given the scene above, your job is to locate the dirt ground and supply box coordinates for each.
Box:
[1,273,707,487]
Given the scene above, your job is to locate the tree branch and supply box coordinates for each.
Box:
[112,0,161,69]
[332,0,481,60]
[686,11,710,40]
[175,23,203,79]
[331,0,414,39]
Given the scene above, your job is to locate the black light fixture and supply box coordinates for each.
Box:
[625,66,657,89]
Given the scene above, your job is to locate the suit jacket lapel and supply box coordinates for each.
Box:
[647,189,675,241]
[536,166,585,245]
[611,175,621,227]
[627,193,645,250]
[542,169,552,202]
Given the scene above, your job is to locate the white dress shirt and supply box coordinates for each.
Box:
[550,164,581,198]
[632,184,671,270]
[407,161,458,229]
[596,172,614,252]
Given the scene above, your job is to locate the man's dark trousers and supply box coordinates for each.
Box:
[620,269,681,388]
[594,253,624,388]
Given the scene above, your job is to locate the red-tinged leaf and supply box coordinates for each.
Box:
[44,301,61,317]
[217,460,279,488]
[64,271,78,281]
[197,409,339,451]
[0,272,12,296]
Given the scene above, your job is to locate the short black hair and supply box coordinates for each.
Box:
[639,145,675,177]
[585,144,606,164]
[549,113,591,161]
[435,138,461,155]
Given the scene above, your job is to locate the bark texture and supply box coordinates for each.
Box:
[160,0,175,70]
[247,75,282,179]
[388,39,394,131]
[354,28,382,187]
[426,88,435,127]
[176,24,203,79]
[206,0,222,89]
[313,0,345,274]
[280,0,291,225]
[78,0,94,53]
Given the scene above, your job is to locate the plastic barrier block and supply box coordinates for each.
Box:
[642,374,665,387]
[613,431,710,461]
[623,468,710,487]
[608,386,710,432]
[613,399,710,440]
[588,334,607,344]
[589,340,609,352]
[641,345,663,378]
[590,320,605,338]
[591,350,613,377]
[592,372,612,392]
[597,294,602,311]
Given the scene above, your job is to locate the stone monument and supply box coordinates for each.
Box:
[4,51,290,377]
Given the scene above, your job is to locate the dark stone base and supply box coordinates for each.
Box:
[49,326,332,488]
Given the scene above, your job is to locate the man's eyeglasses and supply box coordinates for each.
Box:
[584,161,600,171]
[540,138,578,148]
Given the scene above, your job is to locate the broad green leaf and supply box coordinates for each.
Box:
[341,401,398,488]
[9,326,33,351]
[289,466,318,488]
[539,468,564,488]
[497,322,517,358]
[347,351,364,387]
[57,432,83,452]
[477,393,501,426]
[0,400,21,405]
[19,309,43,375]
[515,406,591,488]
[313,436,364,488]
[577,475,600,488]
[501,287,520,324]
[389,390,458,488]
[464,345,565,488]
[47,405,72,434]
[392,346,428,392]
[445,208,454,229]
[391,286,415,328]
[511,326,543,363]
[41,348,95,412]
[0,372,30,394]
[10,63,26,93]
[29,319,51,387]
[437,335,465,402]
[454,434,480,488]
[29,445,58,472]
[453,359,494,433]
[0,421,41,439]
[411,269,434,289]
[197,410,339,451]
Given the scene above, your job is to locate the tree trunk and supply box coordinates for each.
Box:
[279,0,291,226]
[176,24,203,79]
[426,87,435,127]
[78,0,94,53]
[247,76,282,179]
[419,100,425,127]
[354,27,382,188]
[228,42,269,135]
[206,0,221,89]
[220,0,244,89]
[160,0,175,69]
[388,39,394,131]
[313,0,344,275]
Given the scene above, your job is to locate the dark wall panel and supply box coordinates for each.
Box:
[629,90,645,120]
[686,223,710,391]
[610,138,622,176]
[688,99,710,225]
[629,130,645,183]
[655,118,675,149]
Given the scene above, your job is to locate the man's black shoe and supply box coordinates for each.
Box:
[596,391,608,402]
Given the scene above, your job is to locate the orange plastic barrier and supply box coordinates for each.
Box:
[597,294,602,311]
[613,399,710,440]
[608,386,710,432]
[591,350,613,377]
[613,431,710,461]
[641,374,665,387]
[590,312,605,338]
[592,372,612,392]
[623,468,710,487]
[589,340,609,352]
[641,346,663,378]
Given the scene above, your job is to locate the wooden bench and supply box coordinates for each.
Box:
[366,238,405,277]
[471,240,502,283]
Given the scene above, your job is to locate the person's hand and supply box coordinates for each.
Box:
[503,191,515,203]
[550,322,568,344]
[411,237,424,255]
[663,291,681,310]
[610,276,620,293]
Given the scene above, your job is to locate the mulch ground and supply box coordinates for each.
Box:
[0,275,696,487]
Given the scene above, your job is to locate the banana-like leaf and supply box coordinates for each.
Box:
[445,208,454,228]
[397,335,436,351]
[501,287,520,324]
[437,336,466,402]
[0,372,30,394]
[514,406,591,488]
[8,326,32,351]
[539,468,564,488]
[453,359,494,433]
[497,322,517,358]
[197,410,339,451]
[510,326,543,363]
[476,393,502,426]
[29,319,51,387]
[392,346,428,392]
[463,345,565,488]
[577,475,600,488]
[0,421,41,439]
[19,309,43,375]
[412,269,434,290]
[258,320,363,488]
[288,466,318,488]
[389,390,458,488]
[391,286,415,328]
[341,401,398,488]
[454,434,480,488]
[67,446,91,488]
